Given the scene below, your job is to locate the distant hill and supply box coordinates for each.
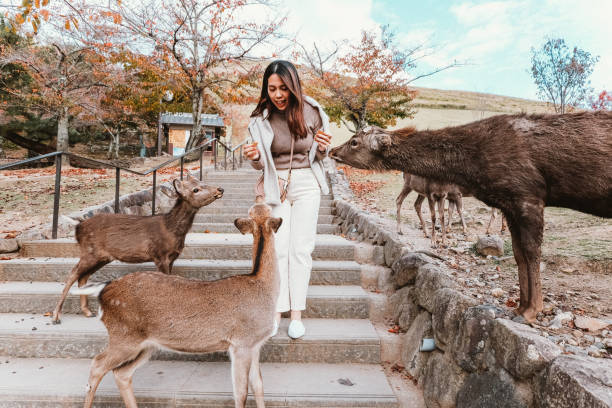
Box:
[224,85,555,146]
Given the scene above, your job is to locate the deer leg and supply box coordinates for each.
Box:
[486,209,497,235]
[456,197,468,235]
[427,196,437,245]
[395,185,412,235]
[52,258,108,324]
[248,342,266,408]
[112,347,154,408]
[414,195,428,237]
[508,204,545,322]
[508,221,528,315]
[447,200,455,232]
[153,258,171,274]
[84,346,141,408]
[229,345,253,408]
[437,198,446,246]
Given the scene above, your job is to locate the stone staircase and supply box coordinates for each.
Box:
[0,169,400,407]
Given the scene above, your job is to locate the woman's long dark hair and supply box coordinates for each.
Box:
[251,60,307,139]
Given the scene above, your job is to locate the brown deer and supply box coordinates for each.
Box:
[70,198,282,408]
[331,111,612,322]
[51,174,223,324]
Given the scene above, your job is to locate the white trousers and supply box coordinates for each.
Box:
[273,168,321,312]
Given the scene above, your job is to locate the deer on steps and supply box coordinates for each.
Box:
[71,198,282,408]
[52,174,223,324]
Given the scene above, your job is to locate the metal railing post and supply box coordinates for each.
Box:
[114,168,120,213]
[213,140,217,170]
[239,146,243,167]
[51,154,62,239]
[232,150,236,170]
[199,147,203,181]
[180,157,184,180]
[152,170,157,216]
[224,146,227,170]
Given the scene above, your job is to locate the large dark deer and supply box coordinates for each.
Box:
[52,174,223,324]
[331,111,612,322]
[71,199,282,408]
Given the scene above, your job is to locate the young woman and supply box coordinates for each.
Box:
[243,60,332,339]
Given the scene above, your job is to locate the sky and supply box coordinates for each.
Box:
[281,0,612,101]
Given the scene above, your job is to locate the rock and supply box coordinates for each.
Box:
[0,238,19,253]
[549,312,574,329]
[534,355,612,408]
[565,345,589,357]
[359,264,385,290]
[401,310,433,380]
[415,264,458,312]
[391,252,434,288]
[574,316,610,332]
[452,305,504,373]
[376,267,394,294]
[383,236,407,267]
[456,368,533,408]
[431,288,478,352]
[476,235,504,257]
[572,330,584,339]
[15,229,46,245]
[423,351,467,408]
[587,346,603,358]
[491,287,505,297]
[386,286,416,322]
[491,318,562,379]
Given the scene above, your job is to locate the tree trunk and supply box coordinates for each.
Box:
[186,88,203,151]
[57,107,70,165]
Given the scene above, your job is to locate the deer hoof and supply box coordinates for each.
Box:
[51,317,61,325]
[82,309,96,318]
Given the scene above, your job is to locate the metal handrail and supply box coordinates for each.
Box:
[213,137,251,170]
[0,138,218,239]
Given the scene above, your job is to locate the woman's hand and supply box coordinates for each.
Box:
[243,142,260,161]
[315,130,332,152]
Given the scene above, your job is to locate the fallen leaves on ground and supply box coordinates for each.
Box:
[388,325,400,334]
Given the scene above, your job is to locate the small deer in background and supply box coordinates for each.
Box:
[71,198,282,408]
[396,173,506,242]
[395,173,466,245]
[52,174,223,324]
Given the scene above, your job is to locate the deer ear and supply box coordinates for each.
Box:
[266,217,283,233]
[173,179,186,199]
[234,218,253,234]
[367,131,391,151]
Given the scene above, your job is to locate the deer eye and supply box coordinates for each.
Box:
[350,139,359,147]
[193,188,200,193]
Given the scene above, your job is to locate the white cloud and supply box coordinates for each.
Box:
[281,0,378,51]
[450,1,520,26]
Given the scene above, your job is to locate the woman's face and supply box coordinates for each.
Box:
[267,73,290,111]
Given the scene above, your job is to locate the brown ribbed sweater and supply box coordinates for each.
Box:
[269,101,324,169]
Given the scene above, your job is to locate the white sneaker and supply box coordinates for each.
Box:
[271,319,279,337]
[287,319,305,339]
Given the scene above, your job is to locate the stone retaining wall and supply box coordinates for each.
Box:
[329,167,612,408]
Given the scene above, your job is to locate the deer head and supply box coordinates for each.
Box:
[329,126,393,170]
[234,201,282,236]
[173,174,224,208]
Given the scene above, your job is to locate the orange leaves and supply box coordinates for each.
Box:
[388,325,400,334]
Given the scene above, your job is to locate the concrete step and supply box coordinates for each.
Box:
[197,205,334,215]
[19,234,355,261]
[194,213,334,225]
[205,198,334,207]
[0,283,369,319]
[219,193,333,200]
[0,314,381,363]
[0,259,362,285]
[0,358,398,407]
[192,223,338,234]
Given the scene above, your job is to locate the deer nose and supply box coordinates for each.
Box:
[218,188,224,194]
